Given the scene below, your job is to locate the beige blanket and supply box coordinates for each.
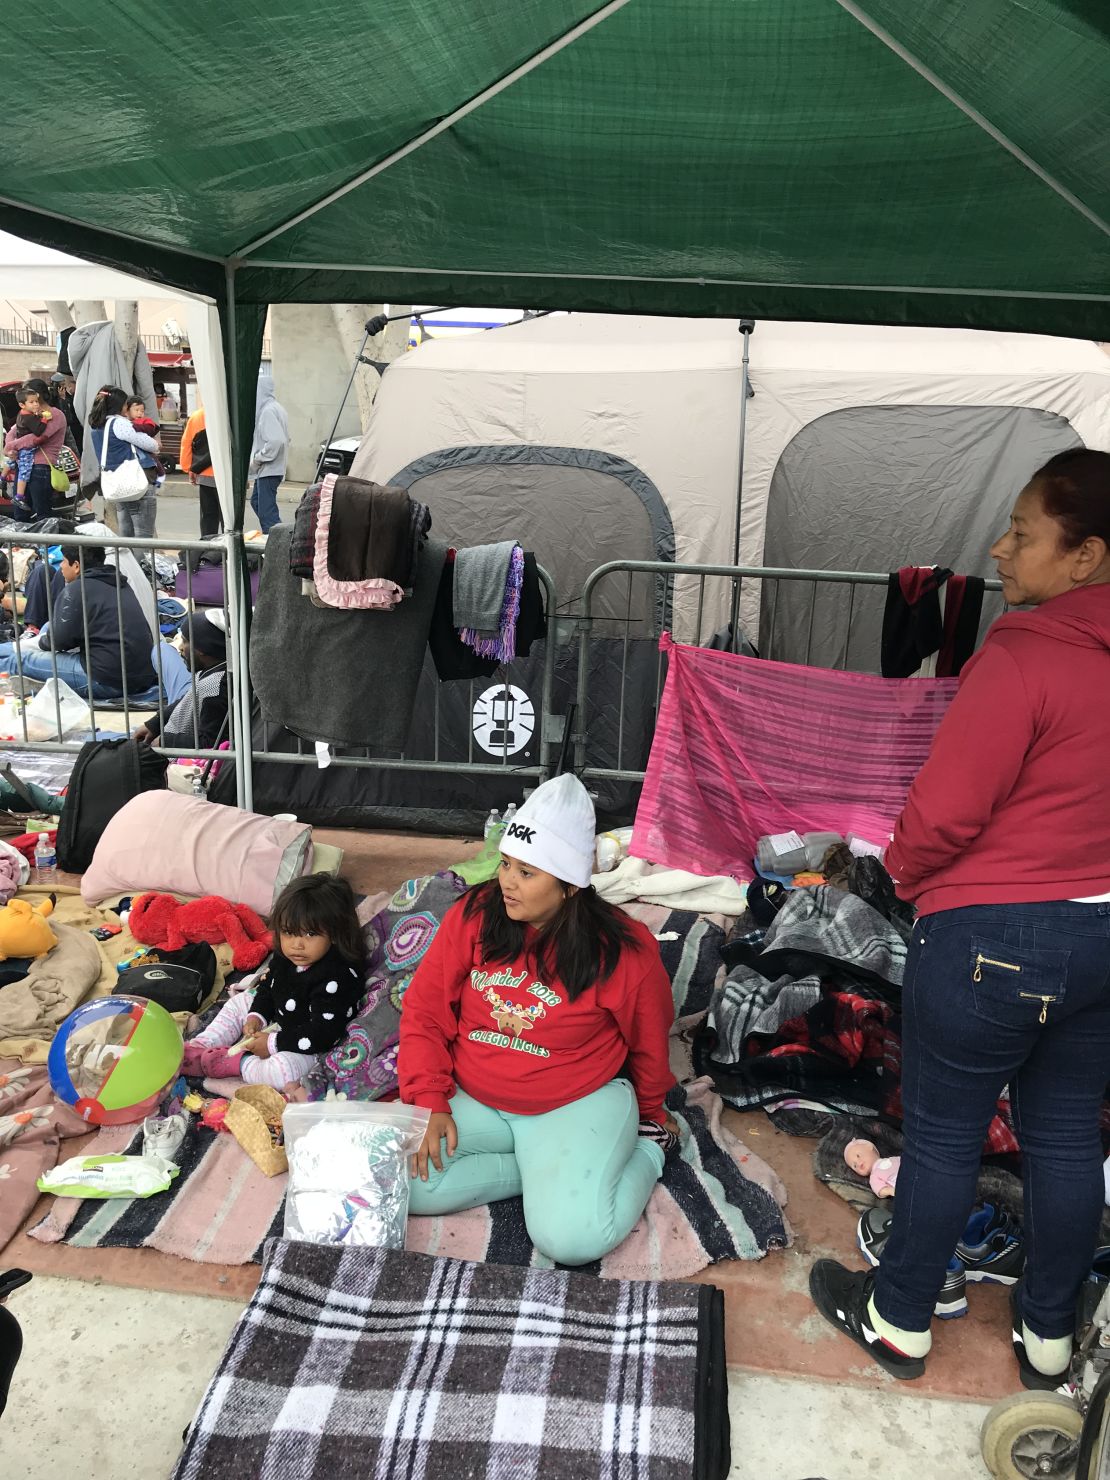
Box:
[0,886,232,1063]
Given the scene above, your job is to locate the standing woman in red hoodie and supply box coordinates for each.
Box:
[399,772,678,1266]
[812,448,1110,1386]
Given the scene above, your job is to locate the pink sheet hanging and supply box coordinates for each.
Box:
[632,635,957,881]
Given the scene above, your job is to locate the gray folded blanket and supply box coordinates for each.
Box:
[453,540,515,632]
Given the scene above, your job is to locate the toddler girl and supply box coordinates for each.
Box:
[181,874,365,1088]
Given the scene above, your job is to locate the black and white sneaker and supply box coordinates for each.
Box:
[856,1206,968,1318]
[808,1261,926,1380]
[1010,1282,1072,1392]
[958,1203,1025,1285]
[638,1117,681,1159]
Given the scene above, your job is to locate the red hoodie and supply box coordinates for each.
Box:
[887,584,1110,915]
[398,898,675,1123]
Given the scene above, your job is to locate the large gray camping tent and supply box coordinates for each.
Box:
[353,313,1110,664]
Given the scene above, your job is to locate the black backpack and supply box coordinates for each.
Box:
[56,738,169,873]
[189,426,211,471]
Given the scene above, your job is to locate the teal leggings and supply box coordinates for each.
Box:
[408,1078,665,1266]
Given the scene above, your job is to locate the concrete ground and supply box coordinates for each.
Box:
[0,831,1011,1479]
[0,1276,992,1480]
[143,473,305,543]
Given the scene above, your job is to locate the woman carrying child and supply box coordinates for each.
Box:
[398,772,679,1267]
[182,875,365,1089]
[3,382,66,521]
[87,386,161,538]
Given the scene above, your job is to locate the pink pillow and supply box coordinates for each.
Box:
[81,792,313,916]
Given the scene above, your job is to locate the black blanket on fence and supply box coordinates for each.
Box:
[173,1238,730,1480]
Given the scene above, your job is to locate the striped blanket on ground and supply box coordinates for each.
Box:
[29,1078,790,1278]
[173,1238,730,1480]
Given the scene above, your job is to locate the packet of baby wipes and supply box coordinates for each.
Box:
[37,1152,179,1199]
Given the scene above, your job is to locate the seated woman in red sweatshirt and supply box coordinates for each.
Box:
[811,448,1110,1389]
[398,772,678,1266]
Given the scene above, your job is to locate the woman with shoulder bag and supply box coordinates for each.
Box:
[88,386,160,538]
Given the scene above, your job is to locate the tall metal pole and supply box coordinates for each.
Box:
[731,320,754,566]
[728,320,755,646]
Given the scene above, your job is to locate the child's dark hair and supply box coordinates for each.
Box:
[16,384,41,405]
[124,396,146,414]
[271,873,364,969]
[462,879,637,1000]
[61,544,106,569]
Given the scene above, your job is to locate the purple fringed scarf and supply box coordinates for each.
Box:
[459,544,524,662]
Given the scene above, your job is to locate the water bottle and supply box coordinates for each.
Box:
[483,808,502,841]
[33,832,57,884]
[502,803,518,827]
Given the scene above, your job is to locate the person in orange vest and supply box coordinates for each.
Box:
[180,407,222,538]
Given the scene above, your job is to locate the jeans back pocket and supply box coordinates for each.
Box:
[969,936,1071,1027]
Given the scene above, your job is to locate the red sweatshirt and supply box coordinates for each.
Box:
[398,899,675,1123]
[886,584,1110,916]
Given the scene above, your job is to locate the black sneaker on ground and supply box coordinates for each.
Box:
[856,1207,968,1318]
[808,1260,926,1380]
[1010,1283,1072,1392]
[958,1203,1025,1285]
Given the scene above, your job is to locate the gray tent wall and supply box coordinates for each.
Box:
[759,404,1084,669]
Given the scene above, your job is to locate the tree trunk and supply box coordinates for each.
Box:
[44,300,75,332]
[330,304,412,431]
[72,301,107,326]
[114,301,139,362]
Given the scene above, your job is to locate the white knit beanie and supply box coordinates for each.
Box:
[499,773,596,888]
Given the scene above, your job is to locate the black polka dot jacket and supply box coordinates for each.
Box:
[248,947,363,1055]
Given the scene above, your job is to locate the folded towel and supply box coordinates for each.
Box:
[453,540,516,631]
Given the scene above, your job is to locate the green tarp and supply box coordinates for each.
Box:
[4,0,1108,499]
[6,0,1108,334]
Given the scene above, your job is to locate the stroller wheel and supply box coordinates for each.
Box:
[980,1391,1082,1478]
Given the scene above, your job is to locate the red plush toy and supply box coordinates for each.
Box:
[128,892,272,971]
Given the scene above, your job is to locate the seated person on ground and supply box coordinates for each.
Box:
[398,772,680,1268]
[182,874,365,1089]
[134,611,228,751]
[0,544,157,701]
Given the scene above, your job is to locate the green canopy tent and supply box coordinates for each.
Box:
[4,0,1108,518]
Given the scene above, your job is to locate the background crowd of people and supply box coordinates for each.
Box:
[1,369,288,540]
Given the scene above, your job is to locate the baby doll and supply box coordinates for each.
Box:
[844,1137,900,1198]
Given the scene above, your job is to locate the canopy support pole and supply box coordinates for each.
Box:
[223,264,253,811]
[727,320,754,648]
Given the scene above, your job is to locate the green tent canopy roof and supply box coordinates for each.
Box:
[3,0,1107,337]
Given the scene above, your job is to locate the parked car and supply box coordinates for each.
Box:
[317,435,361,478]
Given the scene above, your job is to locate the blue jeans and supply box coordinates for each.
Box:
[250,476,281,534]
[0,644,119,701]
[875,900,1110,1339]
[10,465,53,522]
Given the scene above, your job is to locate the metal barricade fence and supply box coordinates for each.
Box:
[245,563,564,787]
[573,560,1005,782]
[0,528,253,808]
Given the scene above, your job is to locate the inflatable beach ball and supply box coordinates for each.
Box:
[48,996,184,1125]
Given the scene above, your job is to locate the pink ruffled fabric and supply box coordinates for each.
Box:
[312,475,404,610]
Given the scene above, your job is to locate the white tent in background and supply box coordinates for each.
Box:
[354,313,1110,665]
[0,230,235,525]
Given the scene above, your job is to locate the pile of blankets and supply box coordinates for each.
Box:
[290,473,431,610]
[697,884,1017,1153]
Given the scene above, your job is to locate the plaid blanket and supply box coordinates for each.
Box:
[173,1238,730,1480]
[748,885,907,998]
